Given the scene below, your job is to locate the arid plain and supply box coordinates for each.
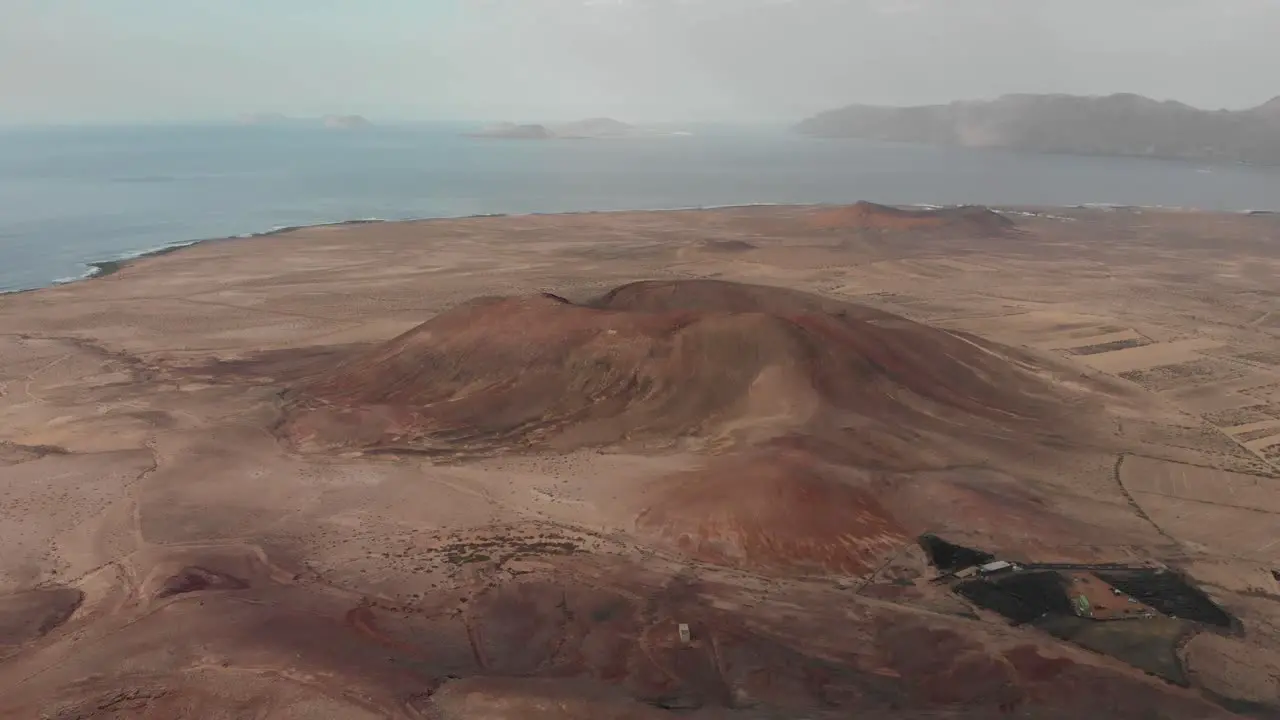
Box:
[1,203,1279,718]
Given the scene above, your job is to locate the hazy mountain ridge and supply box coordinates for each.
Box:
[797,93,1280,165]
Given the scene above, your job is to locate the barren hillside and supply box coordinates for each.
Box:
[1,204,1278,718]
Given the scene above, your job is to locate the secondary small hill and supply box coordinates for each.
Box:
[809,202,1016,235]
[281,280,1071,459]
[636,449,907,575]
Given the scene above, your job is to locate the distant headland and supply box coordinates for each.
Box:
[796,93,1280,165]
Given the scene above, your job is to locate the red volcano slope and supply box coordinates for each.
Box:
[281,280,1072,459]
[635,448,908,575]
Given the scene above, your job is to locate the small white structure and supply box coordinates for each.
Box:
[979,561,1014,574]
[678,623,691,645]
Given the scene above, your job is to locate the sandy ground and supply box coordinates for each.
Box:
[0,204,1278,718]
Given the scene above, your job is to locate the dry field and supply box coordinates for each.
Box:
[1119,455,1280,561]
[0,203,1278,718]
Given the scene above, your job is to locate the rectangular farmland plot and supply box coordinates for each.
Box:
[1120,456,1280,514]
[1080,338,1220,374]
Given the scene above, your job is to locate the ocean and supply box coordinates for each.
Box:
[3,122,1280,293]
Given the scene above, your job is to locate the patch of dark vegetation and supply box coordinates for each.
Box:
[0,587,84,647]
[156,567,249,599]
[951,568,1212,686]
[590,598,629,623]
[702,239,758,253]
[1119,360,1244,393]
[1122,419,1256,459]
[1238,350,1280,367]
[44,685,171,718]
[362,446,461,459]
[918,533,994,571]
[1069,338,1150,356]
[1095,570,1235,629]
[1235,426,1280,443]
[1036,614,1188,686]
[1019,562,1141,571]
[646,693,705,711]
[955,572,1074,625]
[1203,405,1280,427]
[1203,690,1280,719]
[1091,324,1130,335]
[0,441,69,465]
[438,535,582,566]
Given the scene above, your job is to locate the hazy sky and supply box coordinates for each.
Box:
[3,0,1278,123]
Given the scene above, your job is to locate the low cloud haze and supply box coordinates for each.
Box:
[3,0,1278,123]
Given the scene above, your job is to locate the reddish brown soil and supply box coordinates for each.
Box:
[876,469,1113,560]
[1064,572,1156,620]
[1004,644,1075,682]
[873,623,1225,718]
[283,280,1068,459]
[4,206,1270,719]
[176,278,1226,715]
[427,577,1232,718]
[636,450,906,576]
[155,567,249,599]
[808,201,1016,235]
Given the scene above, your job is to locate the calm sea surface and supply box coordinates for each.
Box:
[3,123,1280,292]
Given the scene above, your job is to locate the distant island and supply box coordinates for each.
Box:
[468,118,658,140]
[796,93,1280,165]
[468,122,556,140]
[321,114,372,130]
[238,113,371,130]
